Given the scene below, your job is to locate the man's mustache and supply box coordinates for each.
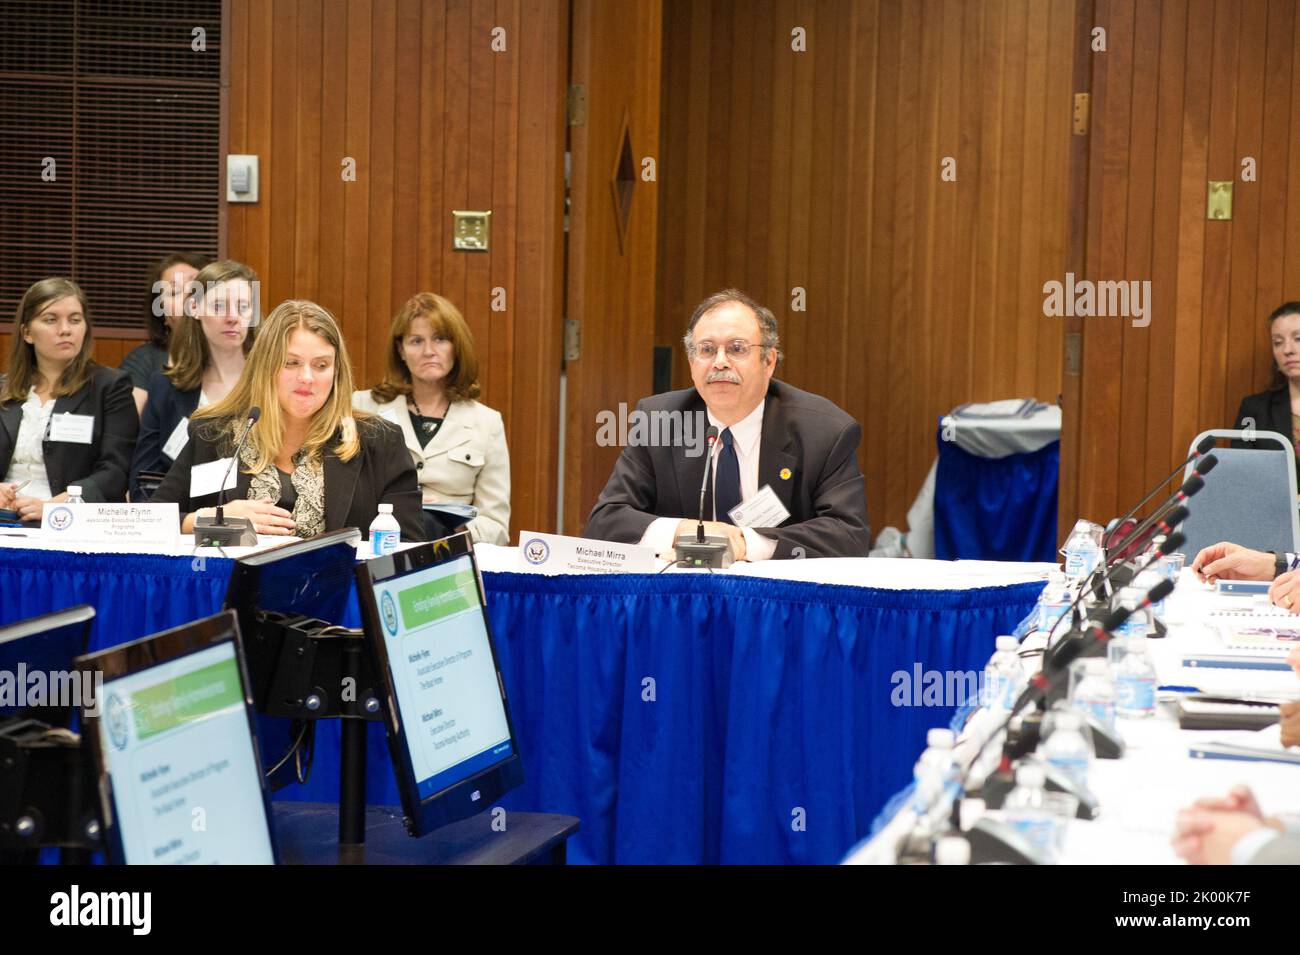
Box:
[706,372,741,384]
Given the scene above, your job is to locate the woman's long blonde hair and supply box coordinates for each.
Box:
[166,259,259,391]
[2,278,95,404]
[193,300,366,472]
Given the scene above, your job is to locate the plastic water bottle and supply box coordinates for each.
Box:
[911,729,959,824]
[1062,520,1101,583]
[1072,658,1116,730]
[983,636,1025,710]
[1134,569,1166,624]
[65,485,84,505]
[1037,571,1072,637]
[1115,633,1157,719]
[369,503,401,556]
[1042,710,1092,789]
[1114,585,1150,642]
[934,835,970,865]
[1003,763,1056,859]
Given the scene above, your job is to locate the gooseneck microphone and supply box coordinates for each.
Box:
[674,425,732,568]
[1049,529,1184,654]
[1104,454,1216,569]
[696,426,720,542]
[1101,435,1216,552]
[194,407,262,548]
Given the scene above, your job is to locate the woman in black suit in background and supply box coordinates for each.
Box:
[151,299,424,541]
[0,278,138,521]
[1233,301,1300,466]
[130,259,258,500]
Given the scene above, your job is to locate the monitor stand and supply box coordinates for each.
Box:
[272,803,581,865]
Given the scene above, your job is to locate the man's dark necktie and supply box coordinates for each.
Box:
[714,428,742,523]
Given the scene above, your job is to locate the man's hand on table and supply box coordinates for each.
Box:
[1192,542,1274,583]
[1172,786,1282,865]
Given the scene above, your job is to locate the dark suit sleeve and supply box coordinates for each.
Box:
[372,422,425,542]
[584,408,663,544]
[70,371,138,503]
[130,377,167,499]
[756,419,872,559]
[150,423,201,527]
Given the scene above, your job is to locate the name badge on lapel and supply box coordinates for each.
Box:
[190,457,239,499]
[727,484,791,528]
[47,413,95,444]
[162,417,190,461]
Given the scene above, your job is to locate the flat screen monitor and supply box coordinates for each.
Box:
[0,605,95,727]
[76,610,278,864]
[222,528,361,787]
[355,534,522,836]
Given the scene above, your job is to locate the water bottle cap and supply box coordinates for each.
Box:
[67,486,82,496]
[926,728,955,749]
[1015,764,1046,787]
[958,798,986,832]
[996,635,1019,651]
[378,503,393,513]
[935,836,971,865]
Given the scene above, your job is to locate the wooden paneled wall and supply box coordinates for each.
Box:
[223,0,567,538]
[657,0,1078,535]
[1066,0,1300,525]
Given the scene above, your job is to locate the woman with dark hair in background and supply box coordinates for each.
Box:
[119,252,211,416]
[1232,301,1300,467]
[0,278,138,521]
[129,259,258,500]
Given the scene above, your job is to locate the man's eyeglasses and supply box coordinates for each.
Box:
[688,339,761,362]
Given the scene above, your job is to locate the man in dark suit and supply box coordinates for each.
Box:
[585,289,870,560]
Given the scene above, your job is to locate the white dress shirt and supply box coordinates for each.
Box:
[639,399,778,561]
[2,390,55,499]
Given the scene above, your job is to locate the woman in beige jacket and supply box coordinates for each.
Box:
[353,292,510,545]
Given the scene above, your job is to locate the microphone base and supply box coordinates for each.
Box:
[673,535,733,569]
[194,515,259,548]
[976,762,1099,820]
[965,817,1052,865]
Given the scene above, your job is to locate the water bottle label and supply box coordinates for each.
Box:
[1064,551,1086,578]
[1117,675,1156,714]
[1039,601,1070,634]
[1007,813,1057,857]
[372,529,399,556]
[1047,754,1089,788]
[1078,700,1116,730]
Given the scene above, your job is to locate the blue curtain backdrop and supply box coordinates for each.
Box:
[934,429,1060,563]
[0,548,1041,864]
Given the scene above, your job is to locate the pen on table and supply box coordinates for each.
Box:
[6,479,31,495]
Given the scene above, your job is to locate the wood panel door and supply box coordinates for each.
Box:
[562,0,663,535]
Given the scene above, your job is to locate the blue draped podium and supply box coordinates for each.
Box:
[934,430,1060,563]
[0,547,1041,864]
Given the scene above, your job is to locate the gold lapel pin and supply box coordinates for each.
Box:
[779,467,792,481]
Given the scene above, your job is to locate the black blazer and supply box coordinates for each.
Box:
[1232,388,1299,463]
[0,365,138,502]
[150,414,426,541]
[584,379,872,559]
[130,371,201,500]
